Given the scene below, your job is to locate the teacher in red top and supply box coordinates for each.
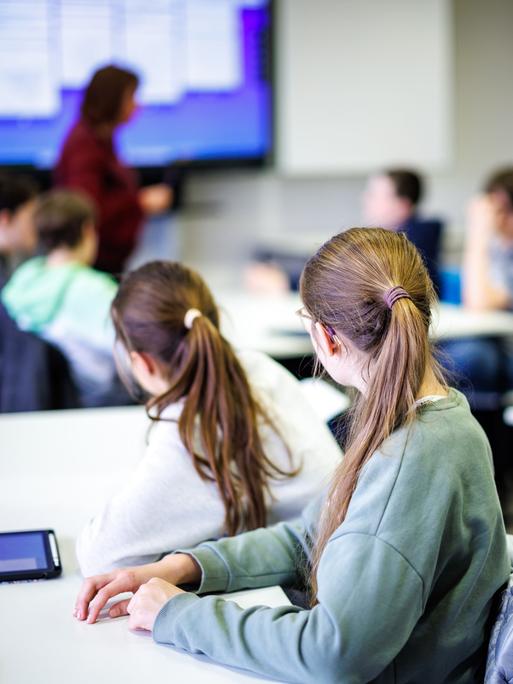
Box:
[55,65,171,275]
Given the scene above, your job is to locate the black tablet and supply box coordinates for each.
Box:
[0,530,62,582]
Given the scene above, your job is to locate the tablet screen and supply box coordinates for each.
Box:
[0,532,48,573]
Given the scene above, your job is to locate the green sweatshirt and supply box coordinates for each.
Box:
[153,390,509,683]
[2,257,116,339]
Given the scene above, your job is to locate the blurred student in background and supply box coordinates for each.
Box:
[362,168,443,294]
[55,65,171,276]
[0,173,38,283]
[1,191,121,408]
[76,261,341,577]
[442,168,513,410]
[247,168,443,294]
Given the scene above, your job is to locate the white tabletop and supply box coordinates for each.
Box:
[0,407,290,683]
[216,290,513,359]
[431,304,513,342]
[217,290,309,358]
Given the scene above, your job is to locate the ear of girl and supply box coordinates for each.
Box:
[311,320,368,393]
[75,260,342,577]
[128,350,169,397]
[313,321,339,355]
[77,229,508,684]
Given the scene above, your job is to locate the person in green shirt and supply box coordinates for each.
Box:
[2,190,119,407]
[74,228,509,683]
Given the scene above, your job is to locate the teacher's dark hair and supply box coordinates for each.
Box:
[81,65,139,128]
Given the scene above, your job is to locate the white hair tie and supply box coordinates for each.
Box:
[184,308,202,329]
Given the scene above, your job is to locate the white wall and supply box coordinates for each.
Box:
[176,0,513,283]
[276,0,452,174]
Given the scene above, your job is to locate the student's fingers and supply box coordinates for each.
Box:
[85,577,134,624]
[74,574,114,621]
[127,612,151,632]
[467,195,497,235]
[75,568,149,623]
[126,594,151,632]
[125,578,184,632]
[108,599,131,619]
[127,611,140,631]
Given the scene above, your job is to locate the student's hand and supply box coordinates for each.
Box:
[466,194,498,246]
[138,184,173,215]
[244,263,290,294]
[74,564,158,624]
[126,578,185,632]
[74,553,200,624]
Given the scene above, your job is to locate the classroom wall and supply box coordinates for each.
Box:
[176,0,513,284]
[276,0,452,174]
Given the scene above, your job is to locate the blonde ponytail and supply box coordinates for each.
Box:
[300,228,446,601]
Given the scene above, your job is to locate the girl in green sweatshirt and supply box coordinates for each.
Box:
[75,228,509,683]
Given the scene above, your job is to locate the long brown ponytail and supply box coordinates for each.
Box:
[112,261,295,536]
[300,228,446,600]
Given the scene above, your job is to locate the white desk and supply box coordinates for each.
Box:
[0,407,290,684]
[216,291,513,358]
[432,304,513,341]
[218,290,309,358]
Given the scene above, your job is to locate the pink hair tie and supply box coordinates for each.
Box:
[384,286,412,310]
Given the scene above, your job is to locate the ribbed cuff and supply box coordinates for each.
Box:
[173,543,231,594]
[153,592,199,645]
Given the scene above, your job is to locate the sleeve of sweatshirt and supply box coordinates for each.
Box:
[175,495,322,595]
[76,422,228,577]
[153,532,424,684]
